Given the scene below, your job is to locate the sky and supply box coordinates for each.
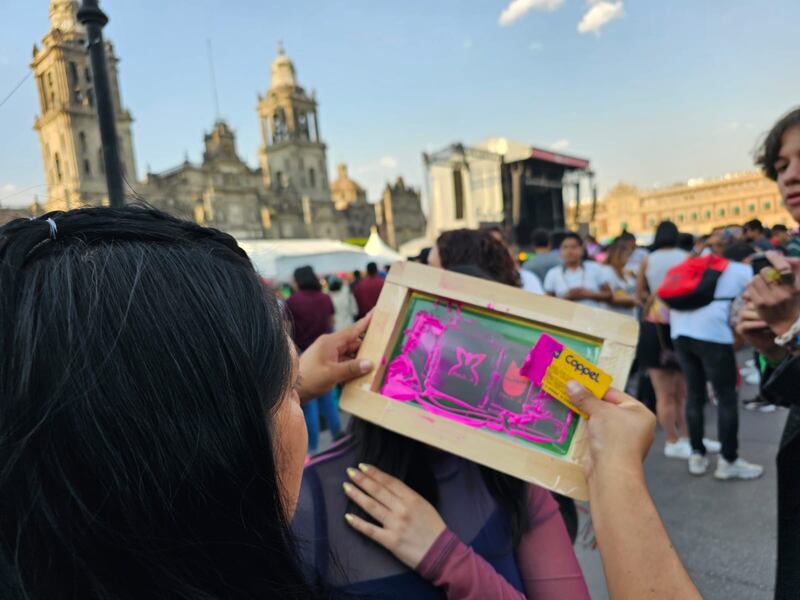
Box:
[0,0,798,209]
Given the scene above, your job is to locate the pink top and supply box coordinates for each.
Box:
[416,486,590,600]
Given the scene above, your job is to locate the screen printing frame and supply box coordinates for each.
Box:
[339,261,639,500]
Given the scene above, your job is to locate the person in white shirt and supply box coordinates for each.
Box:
[671,246,764,480]
[544,232,612,308]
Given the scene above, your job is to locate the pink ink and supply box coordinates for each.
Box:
[447,347,486,384]
[485,303,495,310]
[380,307,579,450]
[520,334,563,386]
[380,355,388,366]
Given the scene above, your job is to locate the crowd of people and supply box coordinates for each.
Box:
[0,107,797,598]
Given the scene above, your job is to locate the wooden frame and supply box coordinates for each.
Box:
[340,262,639,500]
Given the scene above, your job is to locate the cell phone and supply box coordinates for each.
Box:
[751,253,771,275]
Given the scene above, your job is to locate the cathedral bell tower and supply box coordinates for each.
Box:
[31,0,137,211]
[256,44,329,204]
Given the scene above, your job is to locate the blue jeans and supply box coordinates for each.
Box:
[302,387,342,454]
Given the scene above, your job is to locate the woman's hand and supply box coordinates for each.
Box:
[566,382,655,482]
[743,251,800,337]
[343,464,447,569]
[297,313,374,402]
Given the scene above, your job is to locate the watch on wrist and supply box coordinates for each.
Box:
[774,314,800,349]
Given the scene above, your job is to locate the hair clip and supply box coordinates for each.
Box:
[46,218,57,240]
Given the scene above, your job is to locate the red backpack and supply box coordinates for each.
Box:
[656,255,731,310]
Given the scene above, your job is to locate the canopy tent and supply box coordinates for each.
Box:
[363,227,404,263]
[398,236,432,258]
[237,236,404,281]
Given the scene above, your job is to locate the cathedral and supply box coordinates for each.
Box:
[29,1,426,246]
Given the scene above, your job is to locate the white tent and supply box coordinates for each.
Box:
[237,239,370,281]
[237,235,405,281]
[363,227,404,263]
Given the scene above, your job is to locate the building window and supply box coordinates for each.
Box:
[54,153,62,181]
[678,213,685,223]
[452,169,464,220]
[748,203,756,213]
[87,88,94,107]
[733,206,740,216]
[83,158,91,176]
[309,168,316,189]
[704,210,711,219]
[79,131,87,153]
[84,66,92,83]
[648,217,656,226]
[764,201,772,210]
[691,212,698,221]
[275,170,283,187]
[718,208,725,217]
[69,61,79,85]
[98,148,105,174]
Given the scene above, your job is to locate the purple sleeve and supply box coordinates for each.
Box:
[416,529,525,600]
[514,486,590,600]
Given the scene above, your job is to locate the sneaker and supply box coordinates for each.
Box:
[664,439,691,459]
[688,453,709,475]
[714,457,764,480]
[703,438,722,453]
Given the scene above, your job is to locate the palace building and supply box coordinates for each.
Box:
[569,171,786,239]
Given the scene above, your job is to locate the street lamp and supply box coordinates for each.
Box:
[77,0,124,208]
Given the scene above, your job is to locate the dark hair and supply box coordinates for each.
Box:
[617,231,636,243]
[677,232,695,252]
[531,228,551,248]
[743,219,764,233]
[756,107,800,180]
[349,258,531,546]
[0,206,316,599]
[773,224,789,233]
[328,276,343,292]
[366,262,378,276]
[652,221,680,250]
[413,247,431,264]
[294,265,322,291]
[723,241,757,262]
[559,231,583,247]
[436,229,520,287]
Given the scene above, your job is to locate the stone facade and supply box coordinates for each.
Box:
[32,0,137,212]
[330,163,375,239]
[569,172,787,239]
[375,177,427,248]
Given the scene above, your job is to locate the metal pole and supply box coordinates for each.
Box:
[77,0,124,208]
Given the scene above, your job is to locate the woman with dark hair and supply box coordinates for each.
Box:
[287,265,343,453]
[0,205,373,599]
[428,228,521,287]
[0,207,701,599]
[603,240,638,317]
[636,221,719,460]
[294,251,589,598]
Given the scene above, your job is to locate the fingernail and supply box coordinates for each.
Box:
[566,380,582,394]
[346,467,358,479]
[342,482,353,493]
[359,359,373,372]
[358,463,370,473]
[344,513,354,523]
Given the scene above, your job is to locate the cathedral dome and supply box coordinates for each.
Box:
[270,43,296,88]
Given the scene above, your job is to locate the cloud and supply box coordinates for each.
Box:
[577,1,624,34]
[1,183,17,195]
[551,139,571,151]
[379,156,399,169]
[498,0,565,27]
[463,39,473,49]
[528,41,544,52]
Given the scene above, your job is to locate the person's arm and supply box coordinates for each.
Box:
[342,464,526,599]
[513,486,590,599]
[636,255,650,302]
[566,383,701,600]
